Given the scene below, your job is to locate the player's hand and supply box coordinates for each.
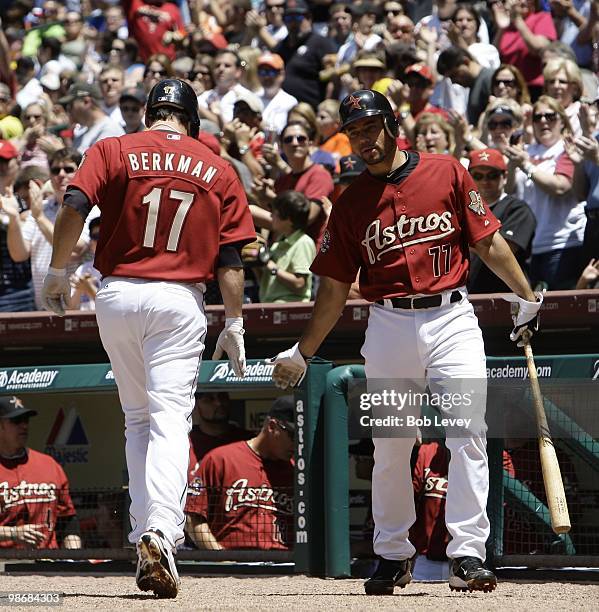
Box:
[268,343,308,389]
[502,291,543,347]
[41,267,70,316]
[12,524,46,547]
[212,317,246,377]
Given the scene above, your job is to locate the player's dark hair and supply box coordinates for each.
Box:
[271,190,310,231]
[436,46,473,76]
[281,120,315,142]
[146,106,191,132]
[49,147,82,167]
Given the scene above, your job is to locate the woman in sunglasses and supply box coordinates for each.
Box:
[478,98,523,153]
[504,95,586,289]
[142,54,174,94]
[542,58,584,136]
[490,64,531,107]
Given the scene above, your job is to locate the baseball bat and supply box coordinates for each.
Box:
[522,331,571,534]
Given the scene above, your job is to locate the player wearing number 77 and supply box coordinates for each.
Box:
[270,90,543,595]
[40,79,256,598]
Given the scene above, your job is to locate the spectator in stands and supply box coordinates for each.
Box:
[37,37,77,80]
[198,49,255,125]
[188,392,251,479]
[119,88,147,135]
[141,54,174,95]
[275,0,336,108]
[15,57,43,112]
[543,58,584,136]
[0,396,81,549]
[548,0,591,68]
[467,148,536,293]
[256,53,298,135]
[18,103,58,170]
[99,66,126,127]
[413,113,455,156]
[122,0,184,61]
[476,99,524,154]
[185,396,294,550]
[187,56,214,98]
[0,83,23,141]
[491,0,557,99]
[505,95,586,289]
[341,52,389,100]
[5,148,92,309]
[0,142,35,312]
[243,0,288,51]
[575,258,599,288]
[61,12,87,70]
[336,3,383,69]
[22,1,66,58]
[328,3,354,52]
[491,64,532,107]
[316,99,352,170]
[69,216,101,311]
[333,153,367,202]
[437,46,495,125]
[59,82,125,154]
[257,190,316,304]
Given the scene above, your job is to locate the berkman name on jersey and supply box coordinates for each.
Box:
[126,151,219,185]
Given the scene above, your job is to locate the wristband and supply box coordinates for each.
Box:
[225,317,244,329]
[48,266,67,276]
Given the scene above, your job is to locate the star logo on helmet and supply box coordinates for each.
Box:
[163,85,174,94]
[343,157,356,171]
[478,151,490,162]
[345,95,362,110]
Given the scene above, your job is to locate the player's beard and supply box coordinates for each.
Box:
[360,144,385,165]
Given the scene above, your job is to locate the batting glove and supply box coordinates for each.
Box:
[502,291,543,347]
[212,317,246,378]
[268,343,308,389]
[41,267,70,316]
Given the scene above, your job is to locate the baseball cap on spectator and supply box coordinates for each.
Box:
[487,105,516,121]
[120,87,147,106]
[352,55,386,70]
[258,53,285,71]
[0,396,37,419]
[58,82,103,106]
[285,0,309,14]
[40,73,60,92]
[336,154,366,183]
[233,91,264,115]
[405,63,435,84]
[0,140,19,160]
[269,395,295,434]
[468,148,507,172]
[198,131,221,155]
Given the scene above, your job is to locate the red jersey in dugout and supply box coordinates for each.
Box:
[69,130,256,283]
[0,449,76,549]
[311,153,501,301]
[185,441,294,550]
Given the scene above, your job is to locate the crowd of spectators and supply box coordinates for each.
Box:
[1,0,599,312]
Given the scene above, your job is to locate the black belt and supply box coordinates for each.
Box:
[376,290,463,310]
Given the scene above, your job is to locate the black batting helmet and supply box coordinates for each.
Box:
[145,79,201,139]
[339,89,398,137]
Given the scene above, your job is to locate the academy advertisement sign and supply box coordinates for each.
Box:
[0,368,60,391]
[203,360,275,386]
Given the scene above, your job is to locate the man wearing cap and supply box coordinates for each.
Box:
[256,53,298,135]
[60,82,125,154]
[185,396,294,550]
[119,87,147,134]
[275,0,336,108]
[467,148,536,293]
[0,396,81,550]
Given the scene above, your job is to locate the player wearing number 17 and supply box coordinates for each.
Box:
[271,90,543,594]
[40,79,256,598]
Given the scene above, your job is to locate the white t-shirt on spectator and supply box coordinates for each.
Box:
[73,116,125,154]
[257,87,298,134]
[198,83,255,124]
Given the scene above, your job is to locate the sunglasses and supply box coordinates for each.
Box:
[145,69,167,78]
[284,13,305,22]
[533,112,558,123]
[120,105,141,113]
[488,119,513,130]
[187,70,210,80]
[9,415,30,425]
[50,165,77,175]
[258,67,280,77]
[494,78,516,87]
[471,170,503,181]
[386,8,402,16]
[282,134,308,144]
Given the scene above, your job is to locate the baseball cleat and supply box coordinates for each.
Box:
[364,556,413,595]
[448,556,497,592]
[136,529,180,598]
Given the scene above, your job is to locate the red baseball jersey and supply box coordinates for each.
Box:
[410,441,450,561]
[187,426,251,483]
[311,153,501,301]
[0,450,76,549]
[69,130,256,283]
[185,441,293,550]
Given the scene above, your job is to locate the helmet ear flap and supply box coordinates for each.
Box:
[384,115,399,138]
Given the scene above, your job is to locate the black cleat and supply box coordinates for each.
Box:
[449,556,497,593]
[364,557,413,595]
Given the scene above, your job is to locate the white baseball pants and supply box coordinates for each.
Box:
[361,289,490,562]
[95,277,206,551]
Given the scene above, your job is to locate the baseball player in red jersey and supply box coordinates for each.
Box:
[270,90,544,595]
[0,396,81,550]
[40,79,255,598]
[185,396,294,550]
